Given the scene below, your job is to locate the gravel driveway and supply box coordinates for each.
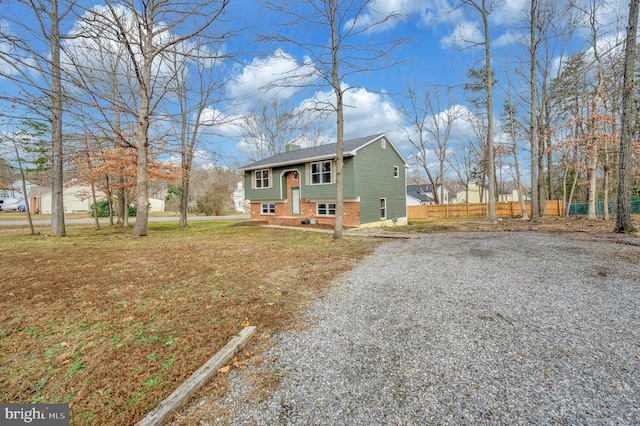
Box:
[202,232,640,425]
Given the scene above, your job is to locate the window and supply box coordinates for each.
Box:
[316,203,336,216]
[255,169,270,188]
[380,198,387,220]
[311,161,332,184]
[261,203,275,215]
[393,166,399,178]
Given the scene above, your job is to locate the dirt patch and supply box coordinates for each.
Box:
[404,215,640,236]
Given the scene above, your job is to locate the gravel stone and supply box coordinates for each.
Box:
[216,232,640,425]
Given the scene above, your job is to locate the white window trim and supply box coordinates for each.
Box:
[310,160,333,185]
[316,202,336,217]
[380,198,387,220]
[260,202,276,215]
[381,138,386,149]
[254,169,272,189]
[393,166,399,178]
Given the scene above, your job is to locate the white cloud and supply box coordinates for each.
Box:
[440,21,483,49]
[348,0,458,32]
[491,0,528,26]
[493,30,523,48]
[298,83,405,144]
[227,49,319,110]
[200,107,246,138]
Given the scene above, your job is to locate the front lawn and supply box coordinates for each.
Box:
[0,221,378,425]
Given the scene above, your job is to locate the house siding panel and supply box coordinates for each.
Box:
[353,137,407,224]
[300,157,356,199]
[244,168,285,201]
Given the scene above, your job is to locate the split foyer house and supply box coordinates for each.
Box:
[240,133,408,227]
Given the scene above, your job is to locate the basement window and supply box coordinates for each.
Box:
[316,203,336,216]
[261,203,275,215]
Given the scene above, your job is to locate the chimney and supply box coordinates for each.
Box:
[285,143,301,152]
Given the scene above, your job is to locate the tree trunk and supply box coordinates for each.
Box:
[538,141,547,216]
[530,0,539,222]
[179,171,190,228]
[483,4,496,222]
[133,138,149,236]
[132,6,154,237]
[90,180,100,230]
[13,143,36,235]
[49,0,66,236]
[615,0,638,233]
[603,148,609,221]
[331,1,344,241]
[513,136,528,220]
[586,144,598,220]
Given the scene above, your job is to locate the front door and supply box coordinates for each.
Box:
[291,187,300,215]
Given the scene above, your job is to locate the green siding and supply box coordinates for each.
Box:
[353,138,407,224]
[301,157,355,199]
[244,167,295,201]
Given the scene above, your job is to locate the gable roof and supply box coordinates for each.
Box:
[240,133,407,171]
[406,184,434,203]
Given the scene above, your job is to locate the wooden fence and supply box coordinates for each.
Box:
[407,200,564,220]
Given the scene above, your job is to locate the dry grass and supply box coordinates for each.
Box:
[0,220,379,425]
[399,214,640,235]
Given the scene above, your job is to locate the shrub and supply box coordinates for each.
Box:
[89,200,111,217]
[90,201,136,217]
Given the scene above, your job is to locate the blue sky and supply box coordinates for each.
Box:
[204,0,628,171]
[0,0,631,181]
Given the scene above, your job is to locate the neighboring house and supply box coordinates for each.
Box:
[497,188,521,203]
[232,181,250,213]
[456,181,521,204]
[240,133,408,227]
[30,182,165,214]
[456,181,489,204]
[406,184,449,205]
[34,184,105,214]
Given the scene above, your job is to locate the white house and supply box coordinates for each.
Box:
[31,183,165,214]
[406,184,449,205]
[232,181,250,213]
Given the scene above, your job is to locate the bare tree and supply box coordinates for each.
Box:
[400,84,460,204]
[615,0,638,233]
[239,98,323,162]
[0,0,76,236]
[67,0,231,236]
[460,0,497,221]
[501,98,529,219]
[258,0,404,240]
[162,41,231,228]
[528,0,541,221]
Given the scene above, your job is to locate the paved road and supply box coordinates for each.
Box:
[0,214,249,227]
